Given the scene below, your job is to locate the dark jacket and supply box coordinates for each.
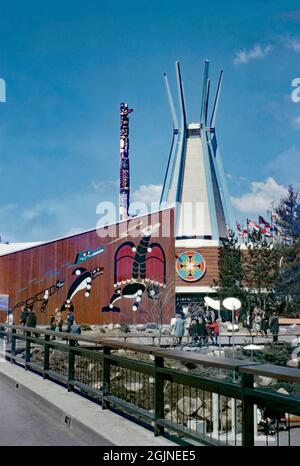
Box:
[26,311,37,328]
[269,315,279,334]
[20,309,28,324]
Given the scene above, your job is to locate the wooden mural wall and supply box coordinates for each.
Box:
[0,209,175,325]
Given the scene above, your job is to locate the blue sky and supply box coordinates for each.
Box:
[0,0,300,241]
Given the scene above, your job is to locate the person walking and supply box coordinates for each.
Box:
[174,314,185,347]
[245,311,252,335]
[197,315,208,346]
[253,312,263,336]
[19,305,28,326]
[54,308,63,332]
[269,312,279,342]
[26,306,37,328]
[189,319,199,345]
[5,310,15,343]
[70,320,81,346]
[261,311,269,337]
[70,320,81,335]
[211,319,220,345]
[49,314,56,331]
[206,320,215,345]
[66,308,74,333]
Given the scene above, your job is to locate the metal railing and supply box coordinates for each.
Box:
[0,324,299,446]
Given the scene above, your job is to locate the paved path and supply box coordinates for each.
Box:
[0,360,174,446]
[0,377,93,446]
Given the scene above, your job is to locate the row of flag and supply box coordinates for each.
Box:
[235,212,288,241]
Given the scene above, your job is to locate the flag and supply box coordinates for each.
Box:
[239,227,248,238]
[247,218,260,232]
[236,222,242,232]
[261,226,272,237]
[259,216,270,227]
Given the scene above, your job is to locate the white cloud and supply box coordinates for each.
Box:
[283,36,300,52]
[233,44,273,65]
[131,184,162,205]
[231,177,287,214]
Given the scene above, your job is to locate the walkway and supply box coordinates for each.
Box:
[0,360,174,446]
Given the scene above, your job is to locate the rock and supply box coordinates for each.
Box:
[124,382,143,392]
[182,346,197,352]
[146,323,159,330]
[197,406,211,420]
[136,324,146,331]
[107,323,114,330]
[213,349,225,357]
[165,410,181,423]
[177,396,203,416]
[287,359,299,368]
[257,376,275,386]
[277,388,290,396]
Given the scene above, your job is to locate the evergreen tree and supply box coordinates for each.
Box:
[274,185,300,242]
[242,230,279,308]
[215,231,246,307]
[274,186,300,314]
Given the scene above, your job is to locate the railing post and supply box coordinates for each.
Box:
[241,372,254,446]
[67,338,75,391]
[102,345,111,409]
[43,334,50,378]
[25,331,31,368]
[11,328,16,362]
[154,355,164,437]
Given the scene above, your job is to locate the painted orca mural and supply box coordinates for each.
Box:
[65,266,103,304]
[102,224,166,313]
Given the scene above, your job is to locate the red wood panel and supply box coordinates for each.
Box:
[0,210,175,325]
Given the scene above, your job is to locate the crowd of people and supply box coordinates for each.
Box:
[4,301,82,336]
[170,302,281,347]
[170,303,220,348]
[244,307,279,341]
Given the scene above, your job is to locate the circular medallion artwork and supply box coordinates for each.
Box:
[176,251,206,282]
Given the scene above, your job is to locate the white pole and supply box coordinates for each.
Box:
[254,404,258,438]
[218,308,222,354]
[232,305,235,358]
[212,393,219,438]
[231,398,236,437]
